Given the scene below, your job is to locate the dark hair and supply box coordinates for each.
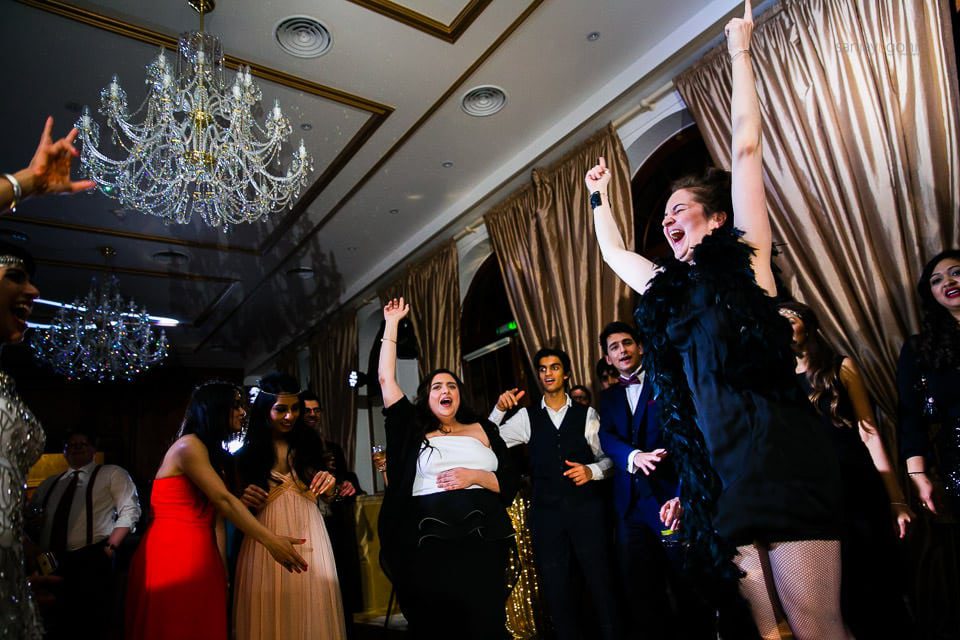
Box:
[778,302,852,429]
[413,369,485,445]
[299,389,321,407]
[569,384,592,404]
[670,167,734,232]
[63,427,97,449]
[178,382,242,476]
[238,372,327,490]
[916,249,960,370]
[595,357,618,380]
[599,321,640,354]
[0,240,36,278]
[532,347,571,377]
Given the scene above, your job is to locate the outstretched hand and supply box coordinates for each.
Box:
[26,116,96,197]
[584,156,612,194]
[725,0,754,56]
[495,388,525,412]
[383,297,410,324]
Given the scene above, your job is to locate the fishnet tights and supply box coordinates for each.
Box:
[735,540,853,640]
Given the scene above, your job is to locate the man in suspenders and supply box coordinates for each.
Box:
[30,429,141,639]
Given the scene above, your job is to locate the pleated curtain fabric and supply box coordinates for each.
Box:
[309,313,359,466]
[485,124,636,390]
[674,0,960,421]
[380,241,462,378]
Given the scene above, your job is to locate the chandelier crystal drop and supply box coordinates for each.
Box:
[75,19,313,229]
[30,277,169,383]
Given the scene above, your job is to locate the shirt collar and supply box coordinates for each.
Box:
[69,460,98,475]
[541,394,573,411]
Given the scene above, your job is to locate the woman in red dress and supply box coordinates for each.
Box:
[125,382,308,640]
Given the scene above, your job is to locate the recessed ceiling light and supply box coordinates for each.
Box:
[152,250,190,266]
[461,86,508,117]
[275,16,332,58]
[405,194,423,201]
[300,123,313,131]
[587,31,601,42]
[389,209,399,215]
[442,161,454,168]
[286,266,315,279]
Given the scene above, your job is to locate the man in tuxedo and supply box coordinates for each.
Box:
[597,321,714,639]
[491,347,622,640]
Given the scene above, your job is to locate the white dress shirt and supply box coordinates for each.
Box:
[489,394,612,480]
[621,369,655,475]
[32,461,141,551]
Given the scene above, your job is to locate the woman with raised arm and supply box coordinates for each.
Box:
[233,373,346,640]
[125,382,308,640]
[779,301,913,637]
[585,3,847,639]
[377,298,519,640]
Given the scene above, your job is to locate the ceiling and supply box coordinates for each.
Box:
[0,0,746,371]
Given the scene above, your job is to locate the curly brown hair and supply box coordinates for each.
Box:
[916,249,960,370]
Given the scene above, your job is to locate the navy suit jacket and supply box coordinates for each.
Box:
[598,380,678,531]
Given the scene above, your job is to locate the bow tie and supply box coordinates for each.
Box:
[620,374,641,387]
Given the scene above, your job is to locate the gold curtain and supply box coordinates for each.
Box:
[674,0,960,420]
[308,312,359,464]
[485,124,635,388]
[380,241,462,377]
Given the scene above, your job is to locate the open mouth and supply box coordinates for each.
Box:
[11,302,31,324]
[945,287,960,299]
[667,228,685,243]
[544,377,556,385]
[439,397,453,408]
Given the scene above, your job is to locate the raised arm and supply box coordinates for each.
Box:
[726,1,774,296]
[378,297,409,409]
[174,436,308,572]
[585,157,657,294]
[1,116,95,212]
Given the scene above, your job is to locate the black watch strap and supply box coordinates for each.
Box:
[589,191,603,209]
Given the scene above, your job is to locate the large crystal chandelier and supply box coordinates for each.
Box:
[75,0,313,229]
[31,276,169,383]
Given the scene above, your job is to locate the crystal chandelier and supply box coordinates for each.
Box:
[31,276,169,383]
[75,0,313,229]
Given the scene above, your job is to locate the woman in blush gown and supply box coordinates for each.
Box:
[125,383,307,640]
[233,373,346,640]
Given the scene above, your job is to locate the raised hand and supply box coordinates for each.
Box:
[496,388,526,412]
[26,116,96,197]
[383,297,410,324]
[240,484,269,511]
[725,0,754,56]
[584,156,612,194]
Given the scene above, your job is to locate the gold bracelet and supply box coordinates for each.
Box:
[730,49,750,62]
[381,337,396,343]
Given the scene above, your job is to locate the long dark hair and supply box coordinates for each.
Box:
[779,301,851,429]
[670,168,735,232]
[916,249,960,371]
[237,372,327,490]
[178,381,242,476]
[413,368,485,445]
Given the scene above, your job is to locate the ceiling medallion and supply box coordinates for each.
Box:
[75,0,313,229]
[31,276,169,383]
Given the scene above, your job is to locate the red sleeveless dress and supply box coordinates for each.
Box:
[125,475,227,639]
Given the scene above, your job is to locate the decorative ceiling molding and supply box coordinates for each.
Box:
[35,257,238,284]
[198,0,546,354]
[17,0,395,254]
[346,0,492,43]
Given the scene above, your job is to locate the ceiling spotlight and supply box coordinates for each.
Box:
[286,266,315,279]
[152,250,190,266]
[389,208,400,215]
[300,123,313,131]
[441,161,454,168]
[348,370,370,389]
[587,31,601,42]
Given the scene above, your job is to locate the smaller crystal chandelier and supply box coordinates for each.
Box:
[31,276,169,383]
[75,0,313,229]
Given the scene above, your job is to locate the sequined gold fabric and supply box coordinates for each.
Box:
[505,495,542,639]
[0,372,45,639]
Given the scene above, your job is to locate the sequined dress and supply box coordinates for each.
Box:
[0,372,45,640]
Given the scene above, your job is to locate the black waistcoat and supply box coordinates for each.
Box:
[528,402,597,507]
